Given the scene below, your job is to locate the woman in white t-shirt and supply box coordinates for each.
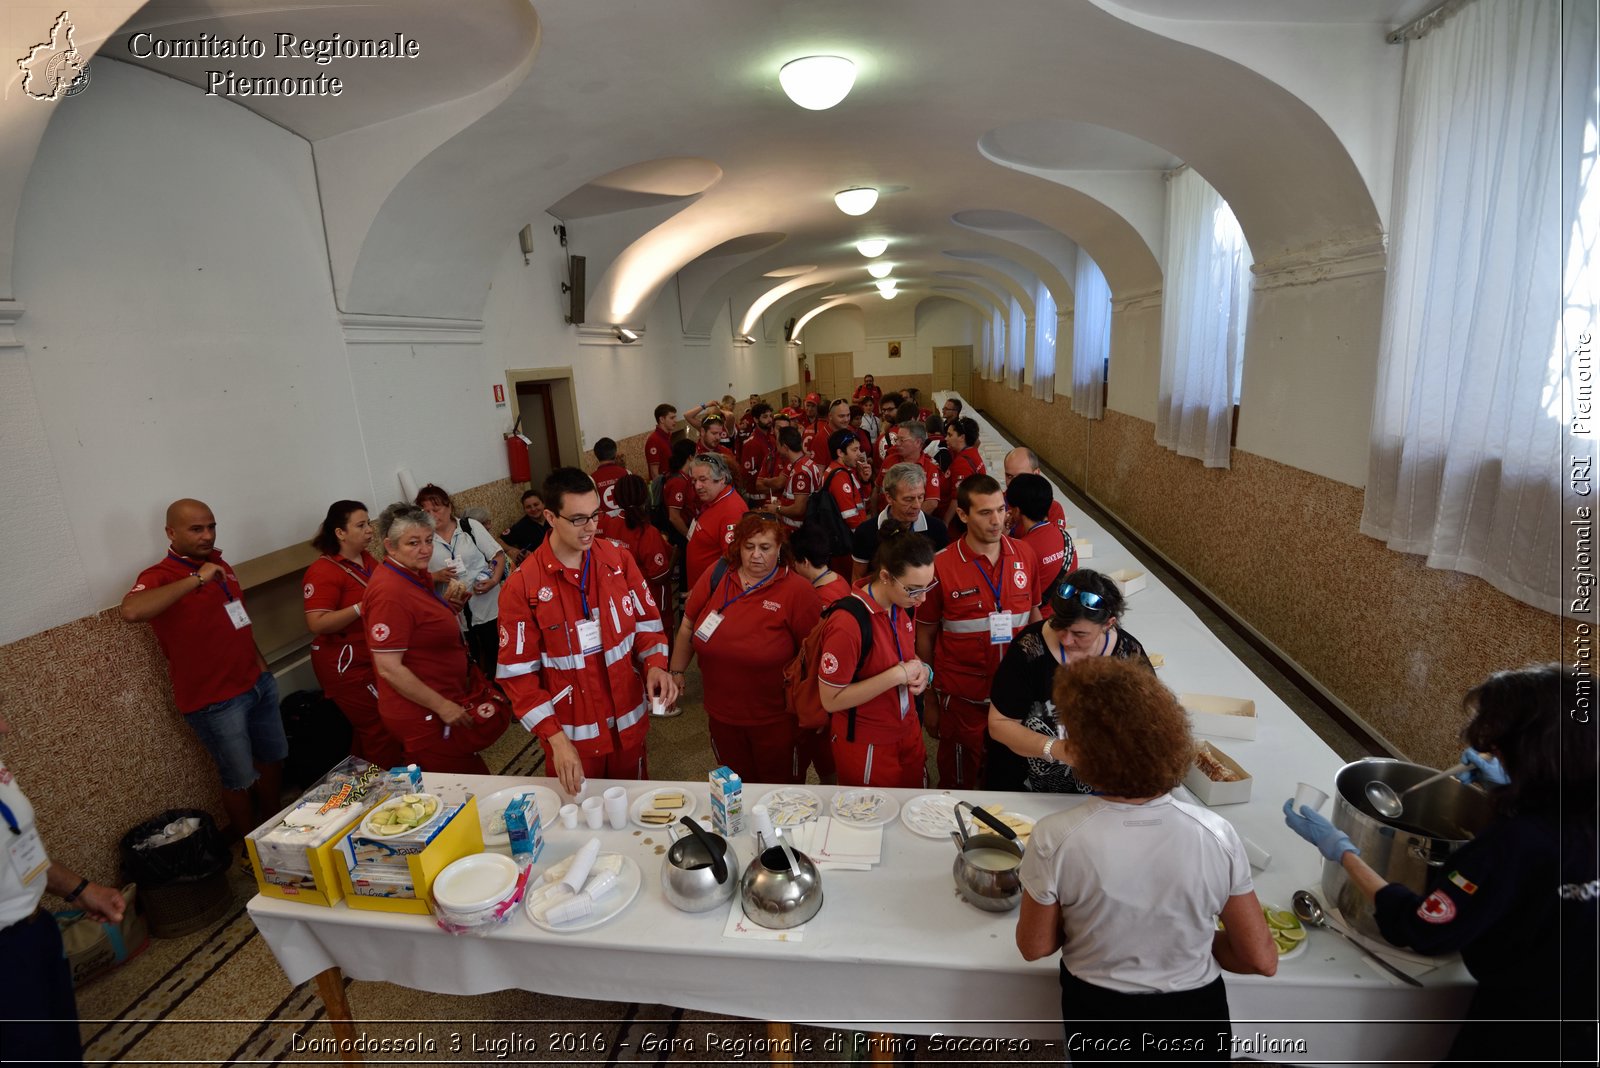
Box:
[1015,658,1277,1061]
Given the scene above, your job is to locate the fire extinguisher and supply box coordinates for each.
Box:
[506,417,532,483]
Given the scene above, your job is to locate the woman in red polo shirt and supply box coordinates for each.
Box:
[362,503,507,773]
[302,500,404,769]
[599,475,675,637]
[669,513,822,784]
[817,531,936,788]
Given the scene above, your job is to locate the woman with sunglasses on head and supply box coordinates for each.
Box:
[817,530,937,789]
[1284,664,1597,1064]
[984,568,1152,793]
[667,513,822,782]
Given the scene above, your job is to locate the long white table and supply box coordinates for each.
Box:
[250,773,1473,1067]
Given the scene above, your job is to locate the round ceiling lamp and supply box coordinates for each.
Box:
[875,278,898,294]
[879,287,899,299]
[779,56,856,110]
[834,187,878,216]
[856,238,888,258]
[867,262,893,279]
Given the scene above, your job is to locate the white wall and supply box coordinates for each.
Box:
[793,297,981,381]
[9,62,370,635]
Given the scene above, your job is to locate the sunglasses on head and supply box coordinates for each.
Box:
[743,510,782,523]
[1055,583,1108,614]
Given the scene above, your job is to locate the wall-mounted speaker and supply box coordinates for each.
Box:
[784,317,796,342]
[564,255,586,325]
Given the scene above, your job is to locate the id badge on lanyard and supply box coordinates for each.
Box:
[225,600,251,629]
[7,828,48,886]
[694,610,724,643]
[987,611,1013,644]
[575,614,603,656]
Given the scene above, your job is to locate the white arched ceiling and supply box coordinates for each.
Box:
[932,273,1015,319]
[943,237,1074,312]
[914,293,992,330]
[927,288,999,325]
[936,258,1035,319]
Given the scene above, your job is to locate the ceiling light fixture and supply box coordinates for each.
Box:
[614,327,639,344]
[834,187,878,216]
[875,279,897,294]
[779,55,856,110]
[880,288,899,299]
[867,262,892,279]
[735,333,756,346]
[856,238,888,258]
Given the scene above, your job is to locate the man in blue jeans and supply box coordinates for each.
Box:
[121,499,287,838]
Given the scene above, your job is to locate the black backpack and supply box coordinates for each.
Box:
[804,468,855,557]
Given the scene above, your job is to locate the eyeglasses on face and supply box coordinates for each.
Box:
[557,511,603,527]
[892,574,938,598]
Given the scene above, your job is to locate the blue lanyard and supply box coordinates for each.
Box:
[970,544,1006,610]
[1049,625,1114,665]
[578,550,593,617]
[718,567,778,612]
[436,524,462,560]
[167,551,233,602]
[812,568,833,588]
[382,559,450,607]
[866,586,906,661]
[328,554,372,585]
[0,796,19,835]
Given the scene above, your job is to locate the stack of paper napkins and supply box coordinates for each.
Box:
[781,818,882,871]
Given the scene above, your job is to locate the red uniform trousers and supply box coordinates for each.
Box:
[830,716,926,789]
[794,726,836,784]
[934,691,990,789]
[708,717,798,786]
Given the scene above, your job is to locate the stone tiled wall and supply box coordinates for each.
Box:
[970,378,1562,768]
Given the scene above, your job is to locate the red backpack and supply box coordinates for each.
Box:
[783,597,874,732]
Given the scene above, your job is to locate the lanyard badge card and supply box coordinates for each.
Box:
[694,610,724,642]
[987,611,1013,644]
[575,614,603,655]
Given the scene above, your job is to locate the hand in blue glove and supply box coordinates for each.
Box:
[1457,748,1510,786]
[1282,799,1360,862]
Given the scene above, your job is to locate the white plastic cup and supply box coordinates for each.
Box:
[603,786,628,830]
[581,796,605,829]
[1294,782,1329,813]
[559,803,580,830]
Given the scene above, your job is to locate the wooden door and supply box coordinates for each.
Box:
[952,345,973,395]
[932,346,954,390]
[814,351,853,399]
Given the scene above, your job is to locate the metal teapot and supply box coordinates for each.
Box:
[661,816,740,913]
[739,830,823,929]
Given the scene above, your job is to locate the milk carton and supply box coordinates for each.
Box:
[708,766,744,836]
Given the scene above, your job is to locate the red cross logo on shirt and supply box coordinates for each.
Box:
[1417,889,1456,924]
[303,583,314,599]
[369,623,390,642]
[1012,569,1028,590]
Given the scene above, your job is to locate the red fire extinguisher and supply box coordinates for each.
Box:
[506,417,532,483]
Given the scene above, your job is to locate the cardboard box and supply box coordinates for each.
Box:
[1180,693,1259,740]
[1107,568,1147,596]
[335,796,483,915]
[247,758,392,906]
[347,799,466,874]
[1074,539,1093,560]
[1184,742,1252,806]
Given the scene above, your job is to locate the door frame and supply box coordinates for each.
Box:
[505,367,583,479]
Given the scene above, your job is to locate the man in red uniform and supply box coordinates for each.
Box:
[684,452,747,589]
[645,404,676,479]
[852,373,883,409]
[121,499,286,837]
[1006,474,1073,611]
[771,427,822,529]
[591,437,630,516]
[808,399,853,468]
[883,420,943,515]
[695,413,738,466]
[905,387,934,423]
[916,475,1042,789]
[739,402,776,505]
[496,468,676,792]
[1002,445,1070,536]
[822,429,872,532]
[940,416,987,524]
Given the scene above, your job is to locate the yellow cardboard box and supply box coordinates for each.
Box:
[247,802,378,908]
[336,796,483,915]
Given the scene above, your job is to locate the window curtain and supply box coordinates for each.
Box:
[982,312,1003,380]
[1006,297,1025,390]
[1361,0,1592,615]
[1033,281,1058,401]
[1072,254,1112,419]
[1154,168,1252,468]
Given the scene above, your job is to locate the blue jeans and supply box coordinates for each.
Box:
[184,672,288,790]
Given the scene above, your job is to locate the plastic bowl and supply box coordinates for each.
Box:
[433,853,520,918]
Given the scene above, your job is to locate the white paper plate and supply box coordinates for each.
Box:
[360,793,445,839]
[432,852,520,912]
[962,807,1035,843]
[757,787,823,827]
[479,784,561,844]
[900,793,963,838]
[630,787,698,829]
[829,788,900,828]
[524,854,642,933]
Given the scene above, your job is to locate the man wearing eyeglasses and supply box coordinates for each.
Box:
[496,468,677,794]
[683,453,748,589]
[916,474,1042,790]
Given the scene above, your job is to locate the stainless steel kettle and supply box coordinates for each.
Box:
[660,816,740,913]
[739,830,823,929]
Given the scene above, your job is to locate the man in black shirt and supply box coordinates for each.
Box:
[500,489,548,561]
[850,462,948,581]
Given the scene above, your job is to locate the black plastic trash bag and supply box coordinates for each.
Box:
[119,808,231,885]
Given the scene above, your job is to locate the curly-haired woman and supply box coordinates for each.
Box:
[1016,658,1276,1059]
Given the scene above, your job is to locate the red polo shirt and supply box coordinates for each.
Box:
[645,427,673,476]
[303,551,379,677]
[817,588,918,743]
[823,463,869,529]
[362,559,474,721]
[132,550,261,713]
[779,456,824,527]
[593,461,630,516]
[949,446,987,497]
[1016,519,1070,605]
[662,470,697,525]
[598,515,673,582]
[685,487,748,588]
[740,428,775,503]
[684,566,821,726]
[915,535,1041,704]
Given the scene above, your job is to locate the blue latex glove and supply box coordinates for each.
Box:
[1282,799,1360,862]
[1457,748,1510,786]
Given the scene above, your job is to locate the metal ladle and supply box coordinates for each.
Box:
[1363,762,1468,819]
[1291,890,1422,987]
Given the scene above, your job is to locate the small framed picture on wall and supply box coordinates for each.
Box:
[887,340,902,359]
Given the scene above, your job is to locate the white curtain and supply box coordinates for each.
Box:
[1072,254,1111,419]
[1005,297,1026,390]
[1155,168,1252,468]
[1033,281,1058,401]
[1362,0,1593,615]
[982,311,1003,380]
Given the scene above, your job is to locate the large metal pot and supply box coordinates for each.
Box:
[1323,758,1494,942]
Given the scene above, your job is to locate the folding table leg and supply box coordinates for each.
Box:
[766,1021,795,1065]
[312,966,362,1064]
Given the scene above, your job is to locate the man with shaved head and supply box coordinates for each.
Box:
[1002,446,1071,536]
[122,499,286,840]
